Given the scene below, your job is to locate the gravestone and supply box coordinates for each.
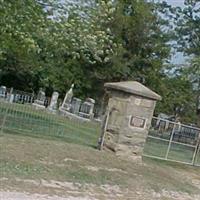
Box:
[98,81,161,160]
[59,84,74,112]
[48,92,59,111]
[71,97,82,114]
[0,86,7,99]
[9,94,14,103]
[32,88,46,109]
[79,98,95,119]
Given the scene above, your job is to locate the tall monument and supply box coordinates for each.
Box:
[60,84,74,111]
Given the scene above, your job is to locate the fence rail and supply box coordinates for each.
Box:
[143,117,200,166]
[12,89,35,104]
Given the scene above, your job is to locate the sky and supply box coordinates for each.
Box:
[167,0,185,7]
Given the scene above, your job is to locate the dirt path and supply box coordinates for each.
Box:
[1,177,200,200]
[0,191,95,200]
[1,189,200,200]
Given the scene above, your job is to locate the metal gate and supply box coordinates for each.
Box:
[143,117,200,166]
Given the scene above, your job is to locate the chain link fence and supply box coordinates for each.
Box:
[143,117,200,166]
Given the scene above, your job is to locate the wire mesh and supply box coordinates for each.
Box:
[143,117,200,166]
[0,100,100,148]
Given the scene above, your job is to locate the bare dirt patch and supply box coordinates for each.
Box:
[0,191,96,200]
[84,165,127,173]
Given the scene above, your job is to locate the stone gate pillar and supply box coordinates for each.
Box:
[99,81,161,159]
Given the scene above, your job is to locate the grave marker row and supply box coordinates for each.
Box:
[59,84,95,120]
[1,85,97,121]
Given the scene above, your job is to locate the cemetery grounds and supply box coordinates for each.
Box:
[0,101,200,200]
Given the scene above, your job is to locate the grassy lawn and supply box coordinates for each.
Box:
[0,133,200,199]
[195,151,200,166]
[0,101,200,199]
[0,102,100,148]
[1,101,199,166]
[143,135,200,165]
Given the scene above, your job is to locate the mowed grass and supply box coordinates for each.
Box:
[1,101,199,166]
[143,136,200,166]
[0,102,100,148]
[0,101,200,197]
[1,133,200,196]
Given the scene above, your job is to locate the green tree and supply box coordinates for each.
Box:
[109,1,172,87]
[156,70,196,123]
[1,0,191,122]
[191,58,200,125]
[175,0,200,125]
[175,0,200,56]
[0,0,48,91]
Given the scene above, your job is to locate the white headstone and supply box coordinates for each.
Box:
[9,94,14,103]
[61,84,74,111]
[49,92,59,111]
[33,88,46,109]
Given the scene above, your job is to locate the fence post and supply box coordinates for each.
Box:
[0,88,13,134]
[192,135,200,165]
[165,123,176,160]
[0,103,10,135]
[98,109,110,150]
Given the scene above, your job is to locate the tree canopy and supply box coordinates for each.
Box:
[0,0,199,124]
